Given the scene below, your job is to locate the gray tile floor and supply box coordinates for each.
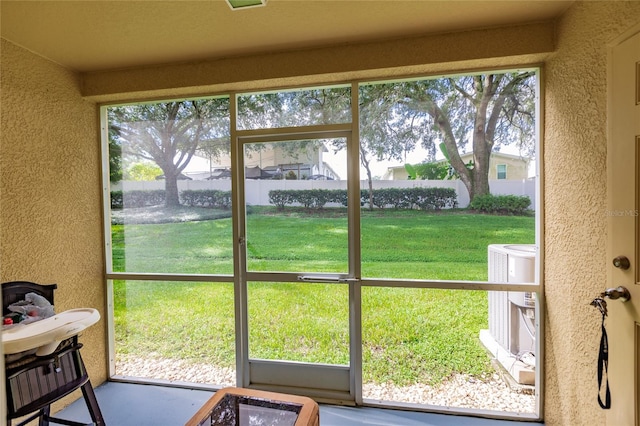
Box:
[54,381,541,426]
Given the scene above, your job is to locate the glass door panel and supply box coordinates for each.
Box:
[243,138,349,274]
[247,281,349,365]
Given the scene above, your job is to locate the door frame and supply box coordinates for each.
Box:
[231,123,362,402]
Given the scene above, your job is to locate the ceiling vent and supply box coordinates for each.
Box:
[226,0,267,10]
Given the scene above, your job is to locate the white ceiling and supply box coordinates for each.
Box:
[1,0,574,73]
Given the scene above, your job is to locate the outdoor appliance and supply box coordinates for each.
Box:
[483,244,536,385]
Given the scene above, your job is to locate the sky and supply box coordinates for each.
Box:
[322,141,535,180]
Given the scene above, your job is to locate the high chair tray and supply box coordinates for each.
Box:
[3,308,100,356]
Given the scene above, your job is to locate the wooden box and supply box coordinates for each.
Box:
[185,387,319,426]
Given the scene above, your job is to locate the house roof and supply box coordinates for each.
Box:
[386,151,530,173]
[0,1,573,74]
[456,151,531,162]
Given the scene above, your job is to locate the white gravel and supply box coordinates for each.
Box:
[362,374,534,413]
[116,356,534,413]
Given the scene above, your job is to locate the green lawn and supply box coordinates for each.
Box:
[113,208,534,385]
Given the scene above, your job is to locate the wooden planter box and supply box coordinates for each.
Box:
[186,387,319,426]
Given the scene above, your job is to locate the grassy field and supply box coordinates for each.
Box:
[112,207,534,385]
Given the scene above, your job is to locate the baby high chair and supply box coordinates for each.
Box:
[2,281,105,426]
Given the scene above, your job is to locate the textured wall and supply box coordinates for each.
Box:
[0,38,107,407]
[543,2,640,425]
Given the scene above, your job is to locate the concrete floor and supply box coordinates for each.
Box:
[51,381,542,426]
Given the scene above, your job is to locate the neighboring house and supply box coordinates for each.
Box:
[384,152,531,181]
[183,143,340,180]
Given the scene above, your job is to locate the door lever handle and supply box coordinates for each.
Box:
[298,274,342,283]
[602,286,631,302]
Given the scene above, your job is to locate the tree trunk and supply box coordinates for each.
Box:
[469,168,491,201]
[366,167,374,210]
[465,75,495,202]
[468,110,492,201]
[360,146,375,210]
[165,176,180,207]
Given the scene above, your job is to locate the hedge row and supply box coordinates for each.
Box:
[268,187,457,211]
[181,190,232,209]
[110,190,165,209]
[111,189,530,215]
[268,189,344,209]
[369,187,458,210]
[111,189,231,209]
[468,194,531,215]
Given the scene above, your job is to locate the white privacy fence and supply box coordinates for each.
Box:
[112,178,537,210]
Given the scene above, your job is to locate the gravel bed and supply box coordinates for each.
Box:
[115,356,534,413]
[362,374,534,413]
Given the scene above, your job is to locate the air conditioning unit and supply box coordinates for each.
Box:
[484,244,536,385]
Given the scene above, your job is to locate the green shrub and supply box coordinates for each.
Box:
[269,189,338,210]
[181,190,231,209]
[111,190,164,209]
[269,187,457,211]
[269,190,297,210]
[331,189,349,207]
[364,187,457,210]
[469,194,531,215]
[360,189,371,208]
[295,189,331,209]
[410,187,457,210]
[111,191,123,209]
[112,189,235,210]
[285,171,297,180]
[372,188,412,209]
[113,190,165,208]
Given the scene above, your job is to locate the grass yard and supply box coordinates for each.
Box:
[112,207,534,385]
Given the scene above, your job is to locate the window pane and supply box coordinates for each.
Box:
[359,72,537,282]
[497,164,507,179]
[360,211,535,281]
[106,98,232,274]
[237,86,351,130]
[113,280,236,387]
[362,287,535,414]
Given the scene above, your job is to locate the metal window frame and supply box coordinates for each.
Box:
[99,67,544,421]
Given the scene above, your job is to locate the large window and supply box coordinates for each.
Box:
[102,70,541,420]
[106,98,232,275]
